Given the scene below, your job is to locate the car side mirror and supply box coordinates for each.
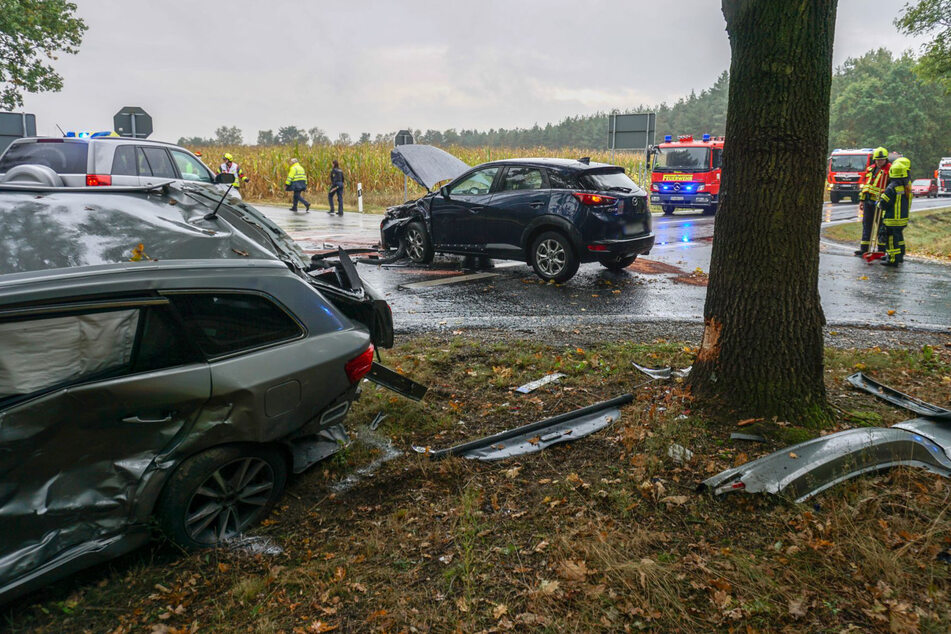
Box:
[215,173,236,185]
[439,185,450,199]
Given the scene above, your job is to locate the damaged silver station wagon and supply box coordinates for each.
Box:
[0,172,394,604]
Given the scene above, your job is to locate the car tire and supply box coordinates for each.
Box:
[661,205,675,216]
[403,221,434,264]
[155,445,288,550]
[531,231,579,283]
[598,254,637,271]
[829,193,840,204]
[850,194,859,204]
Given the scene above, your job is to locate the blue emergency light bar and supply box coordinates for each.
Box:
[664,135,672,142]
[702,134,711,142]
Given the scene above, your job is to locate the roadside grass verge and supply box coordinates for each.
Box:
[823,206,951,261]
[4,334,951,632]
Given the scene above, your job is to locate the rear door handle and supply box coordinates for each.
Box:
[122,414,172,424]
[469,206,484,213]
[529,202,544,208]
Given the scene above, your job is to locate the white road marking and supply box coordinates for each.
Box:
[399,272,499,289]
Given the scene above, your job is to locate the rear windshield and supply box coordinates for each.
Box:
[912,179,931,186]
[0,141,88,174]
[829,154,867,172]
[581,169,639,192]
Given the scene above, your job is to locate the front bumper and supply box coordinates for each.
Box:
[828,183,860,193]
[584,233,654,261]
[649,192,716,208]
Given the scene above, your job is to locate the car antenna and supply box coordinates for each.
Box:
[55,123,66,136]
[204,177,235,220]
[578,157,590,165]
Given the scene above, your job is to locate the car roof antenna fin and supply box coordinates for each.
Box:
[578,157,590,165]
[204,182,234,220]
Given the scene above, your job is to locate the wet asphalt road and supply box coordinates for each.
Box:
[257,199,951,333]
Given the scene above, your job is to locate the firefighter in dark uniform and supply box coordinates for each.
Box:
[855,146,890,256]
[876,157,911,267]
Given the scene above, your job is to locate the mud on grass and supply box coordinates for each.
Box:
[4,336,951,632]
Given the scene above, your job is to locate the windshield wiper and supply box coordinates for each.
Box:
[605,186,632,193]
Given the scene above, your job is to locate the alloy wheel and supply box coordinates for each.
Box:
[184,457,276,544]
[535,238,566,277]
[406,229,425,261]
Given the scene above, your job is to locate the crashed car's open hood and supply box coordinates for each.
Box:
[390,144,470,191]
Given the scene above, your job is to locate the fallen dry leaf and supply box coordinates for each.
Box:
[660,495,689,506]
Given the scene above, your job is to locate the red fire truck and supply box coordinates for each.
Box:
[649,134,723,215]
[826,148,873,203]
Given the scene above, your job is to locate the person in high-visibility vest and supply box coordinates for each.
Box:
[218,153,249,200]
[876,157,911,267]
[285,158,310,212]
[855,146,890,256]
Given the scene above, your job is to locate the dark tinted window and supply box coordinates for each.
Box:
[111,145,138,176]
[547,170,575,189]
[0,141,88,173]
[132,307,202,372]
[712,149,723,169]
[169,293,303,356]
[141,147,176,178]
[500,167,545,191]
[449,167,499,196]
[581,169,639,192]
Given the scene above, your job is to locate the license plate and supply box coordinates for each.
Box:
[669,196,684,201]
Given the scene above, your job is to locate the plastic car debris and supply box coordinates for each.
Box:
[369,411,387,431]
[514,372,566,394]
[847,372,951,421]
[632,362,692,380]
[701,418,951,502]
[668,444,694,463]
[730,433,767,443]
[416,394,634,461]
[366,362,428,401]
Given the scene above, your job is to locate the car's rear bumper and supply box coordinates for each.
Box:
[583,233,654,261]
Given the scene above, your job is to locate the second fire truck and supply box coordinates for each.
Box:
[649,134,723,215]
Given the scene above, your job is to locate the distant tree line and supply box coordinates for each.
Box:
[178,48,950,171]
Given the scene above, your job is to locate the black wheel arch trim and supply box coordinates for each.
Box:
[521,215,584,256]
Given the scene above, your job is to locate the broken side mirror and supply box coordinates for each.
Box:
[439,185,450,199]
[215,173,236,185]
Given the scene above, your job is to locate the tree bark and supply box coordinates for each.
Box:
[688,0,837,424]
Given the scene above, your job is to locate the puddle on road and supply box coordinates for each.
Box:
[331,425,402,494]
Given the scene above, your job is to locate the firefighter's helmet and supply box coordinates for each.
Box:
[872,147,888,160]
[223,153,233,161]
[889,157,910,179]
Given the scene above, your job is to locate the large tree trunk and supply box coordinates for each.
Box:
[688,0,837,424]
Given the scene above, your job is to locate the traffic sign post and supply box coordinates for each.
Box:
[607,113,656,185]
[395,129,414,200]
[0,112,36,154]
[113,106,152,139]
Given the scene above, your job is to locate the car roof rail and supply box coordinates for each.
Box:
[0,179,177,193]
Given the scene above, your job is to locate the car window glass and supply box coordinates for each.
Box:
[141,147,177,179]
[136,147,153,176]
[547,170,574,189]
[0,309,138,402]
[111,145,138,176]
[0,141,88,174]
[500,167,544,191]
[170,150,213,183]
[169,293,303,357]
[449,167,499,196]
[132,307,202,372]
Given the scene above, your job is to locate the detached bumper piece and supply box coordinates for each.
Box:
[419,394,633,461]
[847,372,951,421]
[366,362,428,401]
[702,375,951,501]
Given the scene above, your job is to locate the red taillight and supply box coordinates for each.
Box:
[345,344,375,384]
[86,174,112,186]
[587,244,609,252]
[573,192,617,206]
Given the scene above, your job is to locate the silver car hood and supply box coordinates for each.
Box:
[390,144,470,191]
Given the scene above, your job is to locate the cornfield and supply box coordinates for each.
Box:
[189,143,647,210]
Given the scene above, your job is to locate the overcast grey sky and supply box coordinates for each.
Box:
[21,0,927,141]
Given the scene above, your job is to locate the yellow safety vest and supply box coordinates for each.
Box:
[285,163,307,185]
[859,163,889,201]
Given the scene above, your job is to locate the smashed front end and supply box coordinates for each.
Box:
[380,197,430,251]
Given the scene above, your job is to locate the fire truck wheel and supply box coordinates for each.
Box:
[830,192,841,204]
[661,205,675,216]
[850,194,859,203]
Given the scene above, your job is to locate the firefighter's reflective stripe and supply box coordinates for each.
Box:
[285,163,307,185]
[878,184,910,227]
[859,163,889,200]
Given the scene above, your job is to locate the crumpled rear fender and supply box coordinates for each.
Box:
[701,418,951,502]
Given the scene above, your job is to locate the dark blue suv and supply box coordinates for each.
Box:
[381,153,654,283]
